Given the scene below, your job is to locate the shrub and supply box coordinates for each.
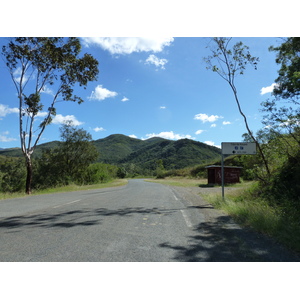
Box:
[81,163,118,184]
[0,158,26,192]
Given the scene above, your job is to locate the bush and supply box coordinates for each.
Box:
[0,158,26,193]
[117,167,127,178]
[81,163,118,184]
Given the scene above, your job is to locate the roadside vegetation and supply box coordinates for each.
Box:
[151,122,300,254]
[201,182,300,253]
[149,119,300,254]
[0,179,128,200]
[0,122,128,199]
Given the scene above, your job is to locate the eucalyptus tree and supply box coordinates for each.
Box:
[262,38,300,148]
[204,37,270,178]
[2,37,99,194]
[270,37,300,102]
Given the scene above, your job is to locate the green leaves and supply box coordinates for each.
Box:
[270,37,300,101]
[204,37,259,82]
[24,93,43,116]
[2,37,99,193]
[2,37,99,104]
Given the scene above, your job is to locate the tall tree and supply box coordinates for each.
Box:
[58,121,99,184]
[262,38,300,149]
[2,38,99,194]
[270,37,300,103]
[204,37,271,178]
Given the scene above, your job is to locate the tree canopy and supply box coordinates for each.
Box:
[270,37,300,102]
[1,37,99,193]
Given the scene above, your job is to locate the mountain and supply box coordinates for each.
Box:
[0,134,221,170]
[0,147,23,157]
[92,134,144,164]
[0,142,62,158]
[118,137,221,170]
[91,134,221,170]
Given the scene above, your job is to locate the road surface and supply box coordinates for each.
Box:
[0,179,299,261]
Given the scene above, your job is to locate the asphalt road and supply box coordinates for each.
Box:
[0,179,299,261]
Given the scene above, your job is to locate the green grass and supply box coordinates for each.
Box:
[201,184,300,253]
[148,177,300,254]
[0,179,128,200]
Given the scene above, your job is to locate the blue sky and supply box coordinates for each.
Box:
[0,37,283,149]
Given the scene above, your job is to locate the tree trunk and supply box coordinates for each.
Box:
[230,83,271,179]
[25,155,32,195]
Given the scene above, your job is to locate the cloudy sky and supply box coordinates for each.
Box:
[0,37,284,149]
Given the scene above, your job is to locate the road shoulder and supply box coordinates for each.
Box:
[168,184,300,261]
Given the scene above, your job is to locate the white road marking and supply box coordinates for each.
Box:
[180,209,193,228]
[53,199,82,208]
[170,188,192,227]
[170,189,179,201]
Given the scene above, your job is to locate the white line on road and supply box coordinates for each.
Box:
[170,188,192,227]
[180,209,193,228]
[170,189,179,201]
[53,199,82,209]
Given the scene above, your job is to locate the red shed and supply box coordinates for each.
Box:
[205,165,242,185]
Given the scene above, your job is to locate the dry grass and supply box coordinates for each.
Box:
[145,177,207,187]
[0,179,128,200]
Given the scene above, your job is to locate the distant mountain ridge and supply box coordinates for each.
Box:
[0,134,221,170]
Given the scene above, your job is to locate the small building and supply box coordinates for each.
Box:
[205,165,242,185]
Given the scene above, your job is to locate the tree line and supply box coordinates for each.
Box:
[0,122,121,193]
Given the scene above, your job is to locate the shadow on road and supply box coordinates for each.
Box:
[159,215,300,262]
[1,206,299,261]
[0,206,178,229]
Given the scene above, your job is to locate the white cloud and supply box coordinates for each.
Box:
[195,129,205,135]
[93,127,105,132]
[82,37,174,55]
[0,135,17,142]
[121,97,129,102]
[41,85,55,96]
[0,104,19,118]
[52,114,83,126]
[211,124,217,128]
[13,67,29,83]
[160,106,166,109]
[204,141,221,148]
[144,131,194,140]
[88,85,118,101]
[36,111,48,118]
[129,134,137,139]
[194,113,223,123]
[0,131,17,142]
[260,83,278,95]
[145,54,168,70]
[222,121,231,125]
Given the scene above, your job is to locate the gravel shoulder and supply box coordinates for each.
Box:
[168,184,300,261]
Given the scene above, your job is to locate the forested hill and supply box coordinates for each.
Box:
[92,134,221,169]
[0,134,221,170]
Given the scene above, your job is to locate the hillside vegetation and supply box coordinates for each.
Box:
[1,134,221,174]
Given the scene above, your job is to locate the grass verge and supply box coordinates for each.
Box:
[145,177,208,187]
[202,184,300,254]
[0,179,128,200]
[148,177,300,254]
[203,188,300,254]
